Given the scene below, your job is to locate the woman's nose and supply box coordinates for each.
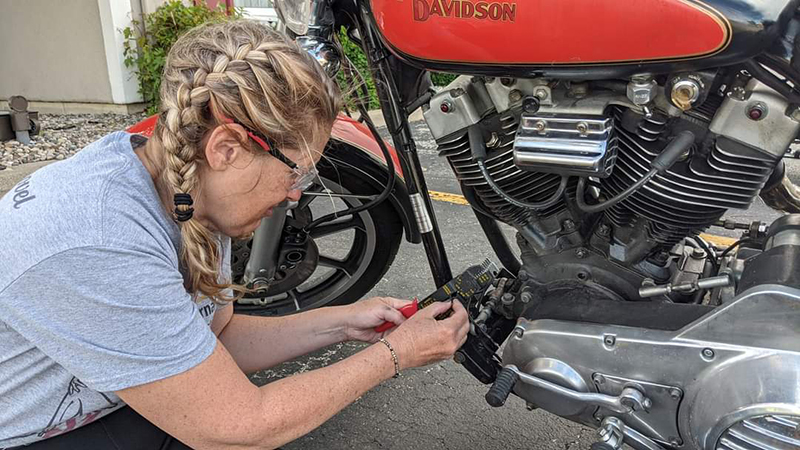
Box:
[286,188,303,202]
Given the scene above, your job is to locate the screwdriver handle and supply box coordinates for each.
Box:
[374,299,419,333]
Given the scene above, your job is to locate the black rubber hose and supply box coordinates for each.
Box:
[744,60,800,105]
[485,366,519,407]
[303,103,396,231]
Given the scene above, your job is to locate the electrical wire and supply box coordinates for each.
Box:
[302,45,396,232]
[476,160,568,210]
[720,238,753,259]
[691,235,719,275]
[575,169,657,214]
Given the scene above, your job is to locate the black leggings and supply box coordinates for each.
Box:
[10,406,192,450]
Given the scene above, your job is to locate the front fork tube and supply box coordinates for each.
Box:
[243,200,297,290]
[360,12,453,286]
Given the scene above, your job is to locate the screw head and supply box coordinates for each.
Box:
[518,270,529,281]
[746,102,767,121]
[598,224,610,236]
[534,120,547,132]
[533,87,549,100]
[604,335,616,347]
[594,374,606,385]
[509,89,523,103]
[522,96,540,113]
[440,100,454,113]
[576,248,588,259]
[563,219,576,231]
[453,351,466,364]
[670,388,681,399]
[576,122,589,136]
[702,348,715,359]
[520,292,533,304]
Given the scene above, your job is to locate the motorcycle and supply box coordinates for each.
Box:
[129,0,800,448]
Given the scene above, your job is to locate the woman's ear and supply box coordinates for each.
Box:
[204,124,251,171]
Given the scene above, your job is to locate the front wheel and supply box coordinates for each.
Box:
[231,154,404,316]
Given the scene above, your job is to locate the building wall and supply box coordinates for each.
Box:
[0,0,114,103]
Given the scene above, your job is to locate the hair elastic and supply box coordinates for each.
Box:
[173,193,194,222]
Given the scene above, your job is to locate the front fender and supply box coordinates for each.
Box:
[126,114,420,243]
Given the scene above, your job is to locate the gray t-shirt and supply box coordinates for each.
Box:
[0,132,230,448]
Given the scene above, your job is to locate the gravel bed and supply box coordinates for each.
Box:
[0,113,149,170]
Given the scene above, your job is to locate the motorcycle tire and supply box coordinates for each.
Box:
[232,153,404,316]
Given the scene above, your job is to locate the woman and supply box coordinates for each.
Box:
[0,21,469,449]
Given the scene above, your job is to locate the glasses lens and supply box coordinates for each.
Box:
[290,167,318,191]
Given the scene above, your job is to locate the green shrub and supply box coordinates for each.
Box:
[337,28,457,111]
[123,1,242,114]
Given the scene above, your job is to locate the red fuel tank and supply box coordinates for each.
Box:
[369,0,730,66]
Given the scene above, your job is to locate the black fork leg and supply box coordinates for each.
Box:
[359,11,452,286]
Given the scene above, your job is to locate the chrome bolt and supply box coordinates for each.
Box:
[604,335,616,347]
[563,219,576,231]
[643,398,653,410]
[576,121,589,136]
[670,388,681,400]
[702,348,715,359]
[533,120,547,133]
[520,292,532,304]
[575,248,588,259]
[594,374,606,385]
[598,224,610,236]
[533,87,549,100]
[512,328,524,339]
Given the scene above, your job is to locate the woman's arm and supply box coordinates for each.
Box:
[217,298,410,374]
[117,301,469,450]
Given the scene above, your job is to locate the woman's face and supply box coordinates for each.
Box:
[196,124,329,238]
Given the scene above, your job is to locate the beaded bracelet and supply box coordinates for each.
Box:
[379,338,400,378]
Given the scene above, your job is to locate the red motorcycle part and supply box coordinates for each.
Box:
[369,0,730,65]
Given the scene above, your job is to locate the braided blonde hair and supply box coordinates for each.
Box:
[151,20,341,302]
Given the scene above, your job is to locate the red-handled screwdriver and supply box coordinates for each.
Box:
[374,298,419,333]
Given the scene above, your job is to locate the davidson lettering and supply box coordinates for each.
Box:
[413,0,516,22]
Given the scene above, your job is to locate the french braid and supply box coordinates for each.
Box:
[151,20,341,302]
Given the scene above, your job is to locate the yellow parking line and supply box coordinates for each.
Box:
[428,190,470,206]
[429,190,737,247]
[698,233,737,247]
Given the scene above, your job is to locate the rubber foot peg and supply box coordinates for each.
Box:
[485,367,519,407]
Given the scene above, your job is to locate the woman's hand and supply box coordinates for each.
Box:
[342,296,414,343]
[384,300,469,370]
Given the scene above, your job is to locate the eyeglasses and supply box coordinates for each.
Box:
[220,117,318,192]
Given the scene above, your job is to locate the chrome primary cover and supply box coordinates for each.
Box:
[501,284,800,449]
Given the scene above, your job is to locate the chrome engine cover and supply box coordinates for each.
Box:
[512,113,618,178]
[501,283,800,449]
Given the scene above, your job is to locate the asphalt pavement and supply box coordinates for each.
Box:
[1,120,793,450]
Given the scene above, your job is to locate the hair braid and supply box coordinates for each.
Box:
[150,20,341,303]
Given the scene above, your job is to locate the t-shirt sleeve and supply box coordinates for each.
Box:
[0,245,217,392]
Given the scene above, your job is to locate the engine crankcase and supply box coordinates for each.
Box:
[502,217,800,450]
